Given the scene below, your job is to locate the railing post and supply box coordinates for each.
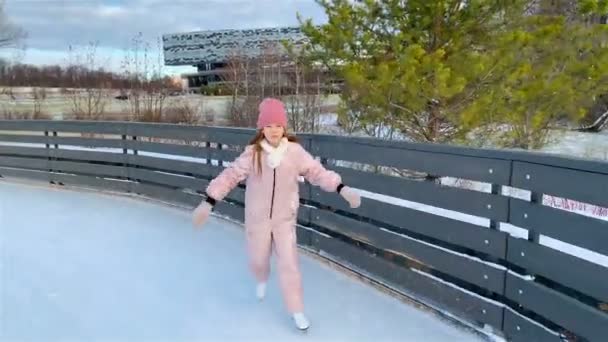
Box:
[121,132,128,183]
[489,183,501,230]
[527,192,541,244]
[218,142,225,168]
[52,130,63,186]
[44,129,53,185]
[204,140,210,177]
[121,123,133,191]
[515,166,540,244]
[132,135,138,155]
[44,130,49,150]
[122,134,127,155]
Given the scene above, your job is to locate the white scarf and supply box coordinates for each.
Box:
[260,137,289,169]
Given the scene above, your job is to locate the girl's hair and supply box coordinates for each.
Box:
[249,129,298,175]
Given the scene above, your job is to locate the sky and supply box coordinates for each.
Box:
[0,0,327,76]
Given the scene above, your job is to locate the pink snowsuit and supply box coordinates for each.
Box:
[205,141,341,313]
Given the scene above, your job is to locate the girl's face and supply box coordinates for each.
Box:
[262,124,285,146]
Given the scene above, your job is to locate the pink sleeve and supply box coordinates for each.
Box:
[298,145,342,192]
[206,146,253,201]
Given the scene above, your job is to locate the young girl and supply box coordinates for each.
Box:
[192,97,361,331]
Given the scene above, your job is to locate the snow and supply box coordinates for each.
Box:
[411,270,559,340]
[319,113,338,126]
[0,139,220,165]
[136,151,224,167]
[356,187,608,268]
[137,150,208,163]
[52,145,124,154]
[0,180,483,341]
[507,270,535,281]
[411,269,506,309]
[0,142,46,148]
[539,235,608,268]
[540,129,608,161]
[378,227,506,271]
[498,223,529,239]
[441,177,492,193]
[357,189,490,227]
[502,306,562,339]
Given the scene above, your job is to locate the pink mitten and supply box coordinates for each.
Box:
[192,201,212,227]
[340,186,361,208]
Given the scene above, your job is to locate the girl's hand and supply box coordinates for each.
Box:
[340,186,361,209]
[192,201,213,227]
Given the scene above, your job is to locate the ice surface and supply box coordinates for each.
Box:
[0,180,483,341]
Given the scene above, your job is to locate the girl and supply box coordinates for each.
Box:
[192,97,361,331]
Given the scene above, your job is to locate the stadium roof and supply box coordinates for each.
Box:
[162,27,307,66]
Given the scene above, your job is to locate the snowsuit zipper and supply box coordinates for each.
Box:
[269,169,276,218]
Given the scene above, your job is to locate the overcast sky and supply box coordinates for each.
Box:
[1,0,327,75]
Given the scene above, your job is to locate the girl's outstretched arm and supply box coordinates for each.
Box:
[298,144,361,208]
[205,145,254,202]
[298,144,342,192]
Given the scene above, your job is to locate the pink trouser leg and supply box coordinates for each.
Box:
[271,220,304,313]
[246,226,273,283]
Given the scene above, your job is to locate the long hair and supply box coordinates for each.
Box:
[249,129,298,175]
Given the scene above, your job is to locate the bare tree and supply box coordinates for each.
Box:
[0,1,26,50]
[256,43,286,98]
[0,61,129,88]
[222,42,327,132]
[66,41,110,120]
[529,0,608,25]
[32,86,47,117]
[0,85,50,120]
[225,48,245,121]
[224,46,260,127]
[137,36,167,122]
[121,33,169,122]
[121,32,145,120]
[163,96,207,125]
[282,51,325,133]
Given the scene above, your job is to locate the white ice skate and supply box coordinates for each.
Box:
[292,312,310,331]
[256,282,266,301]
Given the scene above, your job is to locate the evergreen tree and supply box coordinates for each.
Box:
[300,0,608,148]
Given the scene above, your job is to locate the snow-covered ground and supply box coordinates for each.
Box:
[541,129,608,161]
[0,180,484,341]
[319,113,608,161]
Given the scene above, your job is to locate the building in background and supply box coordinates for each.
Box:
[162,27,310,92]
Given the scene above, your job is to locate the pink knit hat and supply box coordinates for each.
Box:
[257,98,288,129]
